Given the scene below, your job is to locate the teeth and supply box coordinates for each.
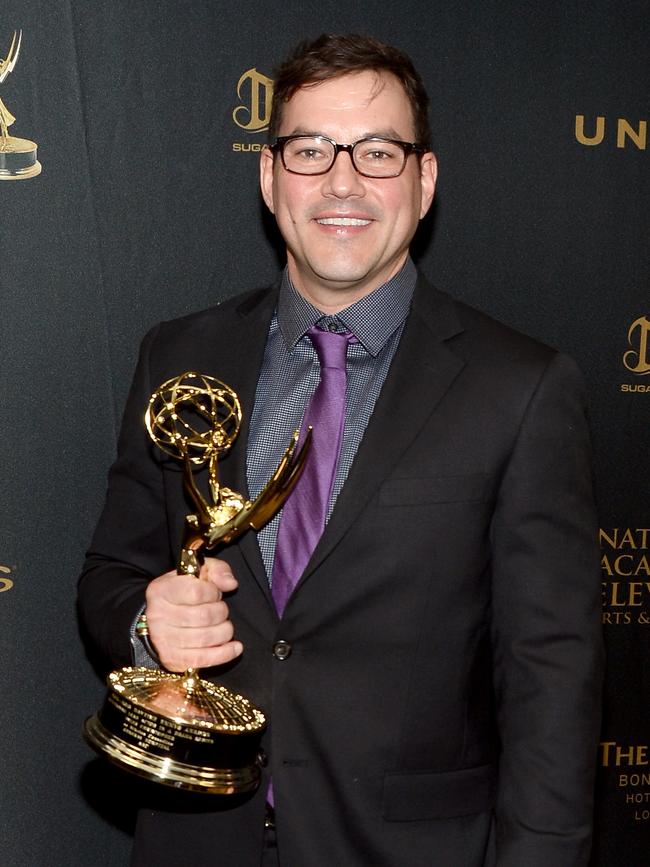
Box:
[316,217,371,226]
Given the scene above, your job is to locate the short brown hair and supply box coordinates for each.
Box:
[268,34,431,149]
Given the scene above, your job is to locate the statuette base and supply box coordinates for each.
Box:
[84,714,261,794]
[0,136,41,179]
[84,667,266,795]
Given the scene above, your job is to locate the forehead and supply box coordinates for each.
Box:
[278,71,415,140]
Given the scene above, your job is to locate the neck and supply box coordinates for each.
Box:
[287,258,408,314]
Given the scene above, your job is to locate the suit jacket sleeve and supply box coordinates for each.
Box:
[78,323,173,668]
[490,351,604,866]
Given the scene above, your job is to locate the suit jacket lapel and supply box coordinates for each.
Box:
[193,285,279,593]
[297,277,467,586]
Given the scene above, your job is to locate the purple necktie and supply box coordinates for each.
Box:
[271,325,353,616]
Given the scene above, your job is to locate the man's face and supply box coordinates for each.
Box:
[260,71,436,311]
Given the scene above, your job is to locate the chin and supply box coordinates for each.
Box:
[310,260,374,287]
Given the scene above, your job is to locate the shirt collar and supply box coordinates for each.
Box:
[277,257,417,357]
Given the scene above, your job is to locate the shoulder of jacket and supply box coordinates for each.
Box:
[414,274,561,370]
[145,284,277,344]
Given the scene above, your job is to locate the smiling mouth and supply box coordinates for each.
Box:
[315,217,372,227]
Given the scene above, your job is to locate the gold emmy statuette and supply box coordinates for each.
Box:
[0,30,41,180]
[85,371,311,793]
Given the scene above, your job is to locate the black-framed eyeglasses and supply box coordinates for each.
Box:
[270,135,427,178]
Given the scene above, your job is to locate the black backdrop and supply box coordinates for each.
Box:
[1,2,648,864]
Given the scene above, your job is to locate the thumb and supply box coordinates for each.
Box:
[201,557,239,592]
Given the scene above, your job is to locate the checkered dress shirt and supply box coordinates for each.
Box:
[247,258,417,581]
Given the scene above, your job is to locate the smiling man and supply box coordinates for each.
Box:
[79,34,603,867]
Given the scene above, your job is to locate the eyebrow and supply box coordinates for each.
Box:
[283,127,409,141]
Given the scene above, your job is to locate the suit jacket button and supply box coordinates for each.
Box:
[273,640,291,660]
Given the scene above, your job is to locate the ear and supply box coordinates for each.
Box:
[418,151,437,220]
[259,146,276,214]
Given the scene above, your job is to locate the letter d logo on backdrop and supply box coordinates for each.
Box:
[623,316,650,375]
[233,68,274,132]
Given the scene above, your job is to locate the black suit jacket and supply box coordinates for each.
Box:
[79,276,604,867]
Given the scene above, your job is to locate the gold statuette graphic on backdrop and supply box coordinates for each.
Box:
[84,372,311,793]
[0,30,41,180]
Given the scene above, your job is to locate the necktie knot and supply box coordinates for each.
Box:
[307,325,352,371]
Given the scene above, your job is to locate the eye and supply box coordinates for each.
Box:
[368,149,392,160]
[285,138,330,162]
[355,142,401,164]
[294,147,327,161]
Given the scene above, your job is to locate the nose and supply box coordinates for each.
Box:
[321,150,365,198]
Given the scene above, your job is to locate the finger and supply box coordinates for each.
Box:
[146,571,221,607]
[157,640,244,674]
[149,599,231,630]
[171,619,236,650]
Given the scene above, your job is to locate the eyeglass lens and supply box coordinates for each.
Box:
[281,137,409,177]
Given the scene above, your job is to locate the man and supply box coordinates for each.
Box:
[79,34,603,867]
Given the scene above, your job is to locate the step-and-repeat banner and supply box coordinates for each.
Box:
[1,1,647,864]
